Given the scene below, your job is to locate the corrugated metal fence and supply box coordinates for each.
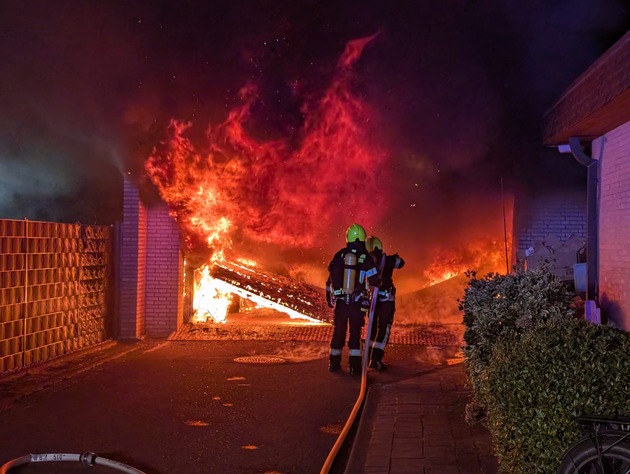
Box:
[0,219,113,373]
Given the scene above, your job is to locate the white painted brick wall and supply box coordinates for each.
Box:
[145,204,183,337]
[516,191,587,254]
[118,178,147,339]
[594,121,630,329]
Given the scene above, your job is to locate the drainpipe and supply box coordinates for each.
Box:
[567,137,598,303]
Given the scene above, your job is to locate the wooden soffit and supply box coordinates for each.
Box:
[543,30,630,146]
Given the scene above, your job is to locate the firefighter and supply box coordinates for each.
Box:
[326,223,380,375]
[365,235,405,370]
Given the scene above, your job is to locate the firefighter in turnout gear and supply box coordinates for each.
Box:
[365,235,405,370]
[327,224,381,375]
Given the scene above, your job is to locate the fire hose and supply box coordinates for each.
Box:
[0,452,147,474]
[320,285,379,474]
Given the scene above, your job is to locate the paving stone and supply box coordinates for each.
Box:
[393,428,423,437]
[452,439,479,453]
[397,404,423,415]
[425,443,462,457]
[364,466,391,474]
[390,457,427,474]
[371,428,396,440]
[392,437,424,458]
[478,455,499,471]
[456,452,483,468]
[395,420,423,429]
[374,416,397,428]
[370,442,393,457]
[420,425,452,437]
[425,436,456,448]
[170,323,459,345]
[345,362,498,474]
[376,406,398,416]
[426,466,459,474]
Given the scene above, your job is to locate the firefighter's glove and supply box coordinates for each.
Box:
[326,290,334,308]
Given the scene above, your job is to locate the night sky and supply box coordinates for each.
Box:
[1,1,629,289]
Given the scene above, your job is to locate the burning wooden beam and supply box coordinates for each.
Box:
[209,261,331,323]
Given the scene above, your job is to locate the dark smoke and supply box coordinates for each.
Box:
[0,0,628,290]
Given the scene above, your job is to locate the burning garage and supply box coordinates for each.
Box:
[115,33,512,341]
[2,4,589,370]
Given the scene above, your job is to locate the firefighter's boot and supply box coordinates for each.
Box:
[369,360,388,370]
[329,355,341,372]
[369,348,387,370]
[349,356,362,376]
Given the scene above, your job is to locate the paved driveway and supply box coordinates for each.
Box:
[0,340,362,474]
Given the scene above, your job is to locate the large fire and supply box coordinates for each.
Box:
[145,33,386,253]
[144,34,388,323]
[144,31,513,323]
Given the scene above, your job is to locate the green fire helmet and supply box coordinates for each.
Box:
[346,223,367,243]
[366,236,383,253]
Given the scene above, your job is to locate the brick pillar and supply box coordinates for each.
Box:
[118,177,147,339]
[145,204,184,336]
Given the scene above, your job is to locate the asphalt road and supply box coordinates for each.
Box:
[0,340,366,474]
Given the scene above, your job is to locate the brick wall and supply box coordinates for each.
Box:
[118,178,183,338]
[593,121,630,329]
[118,178,147,339]
[145,205,183,337]
[514,191,587,255]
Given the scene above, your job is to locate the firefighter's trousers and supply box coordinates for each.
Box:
[369,300,395,362]
[329,299,364,367]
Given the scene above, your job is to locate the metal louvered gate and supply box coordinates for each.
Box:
[0,219,113,373]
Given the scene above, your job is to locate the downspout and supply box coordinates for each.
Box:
[568,137,598,303]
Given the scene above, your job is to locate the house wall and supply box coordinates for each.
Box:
[593,121,630,329]
[514,191,586,256]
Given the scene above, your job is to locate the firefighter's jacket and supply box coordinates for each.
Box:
[376,253,405,302]
[327,241,380,302]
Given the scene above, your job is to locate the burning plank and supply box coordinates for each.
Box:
[193,260,331,324]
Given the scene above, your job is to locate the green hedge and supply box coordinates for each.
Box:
[483,317,630,474]
[459,267,575,400]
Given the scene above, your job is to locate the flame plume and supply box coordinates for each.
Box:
[145,34,387,257]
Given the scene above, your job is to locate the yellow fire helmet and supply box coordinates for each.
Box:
[346,223,367,243]
[366,235,383,253]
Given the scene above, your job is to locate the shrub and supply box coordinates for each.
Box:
[459,266,575,399]
[483,317,630,474]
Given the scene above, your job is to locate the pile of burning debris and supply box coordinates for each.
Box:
[193,260,331,324]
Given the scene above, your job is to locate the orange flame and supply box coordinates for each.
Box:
[145,34,386,257]
[193,265,233,323]
[192,261,323,325]
[422,239,508,287]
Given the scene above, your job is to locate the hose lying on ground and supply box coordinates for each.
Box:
[320,286,379,474]
[0,452,147,474]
